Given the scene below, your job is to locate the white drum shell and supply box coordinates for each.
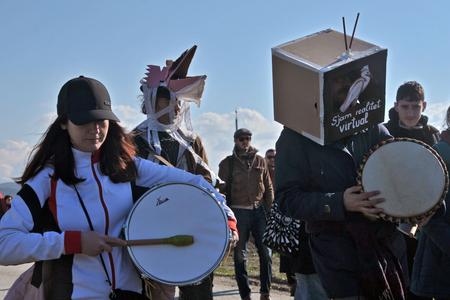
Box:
[124,183,229,285]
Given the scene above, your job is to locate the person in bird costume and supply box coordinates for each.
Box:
[132,45,238,300]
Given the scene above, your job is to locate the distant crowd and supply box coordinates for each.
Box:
[0,192,12,218]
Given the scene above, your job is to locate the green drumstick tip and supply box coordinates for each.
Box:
[166,235,194,246]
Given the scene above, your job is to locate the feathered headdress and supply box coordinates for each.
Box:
[141,45,206,106]
[136,46,213,177]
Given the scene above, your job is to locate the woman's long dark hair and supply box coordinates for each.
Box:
[18,116,137,185]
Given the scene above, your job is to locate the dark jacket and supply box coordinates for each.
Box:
[384,107,441,300]
[276,125,407,297]
[218,146,273,210]
[384,108,440,146]
[411,131,450,298]
[133,130,212,183]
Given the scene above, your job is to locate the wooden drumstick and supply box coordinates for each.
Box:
[125,235,194,247]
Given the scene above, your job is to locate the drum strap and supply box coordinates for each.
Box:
[134,132,174,167]
[154,154,174,167]
[73,184,113,288]
[130,181,149,204]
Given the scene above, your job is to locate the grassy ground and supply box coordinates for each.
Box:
[215,239,289,289]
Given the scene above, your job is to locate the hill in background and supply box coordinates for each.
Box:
[0,181,20,196]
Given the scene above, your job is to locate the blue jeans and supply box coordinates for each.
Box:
[294,273,328,300]
[233,207,272,299]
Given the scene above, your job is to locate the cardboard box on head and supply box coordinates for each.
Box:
[272,29,387,145]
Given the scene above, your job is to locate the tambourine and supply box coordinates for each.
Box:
[357,138,449,224]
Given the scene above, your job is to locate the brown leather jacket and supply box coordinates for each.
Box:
[218,146,274,210]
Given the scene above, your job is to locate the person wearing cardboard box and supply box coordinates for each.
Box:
[272,29,408,299]
[276,125,408,300]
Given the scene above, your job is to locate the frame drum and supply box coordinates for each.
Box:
[359,138,449,223]
[123,182,230,285]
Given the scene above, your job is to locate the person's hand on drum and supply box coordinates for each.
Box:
[80,231,126,256]
[343,186,385,219]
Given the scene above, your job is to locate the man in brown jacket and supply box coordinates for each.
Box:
[219,128,274,300]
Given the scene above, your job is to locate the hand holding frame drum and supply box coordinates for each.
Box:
[123,182,230,286]
[358,138,449,224]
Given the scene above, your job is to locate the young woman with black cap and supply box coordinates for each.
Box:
[0,76,236,300]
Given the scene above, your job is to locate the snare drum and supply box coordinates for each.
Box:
[123,182,230,285]
[358,138,449,223]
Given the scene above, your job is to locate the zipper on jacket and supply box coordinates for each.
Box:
[90,157,116,290]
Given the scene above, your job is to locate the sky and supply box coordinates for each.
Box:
[0,0,449,183]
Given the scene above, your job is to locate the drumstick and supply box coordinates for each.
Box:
[124,235,194,247]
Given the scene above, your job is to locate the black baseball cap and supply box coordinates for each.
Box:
[57,76,120,125]
[234,128,252,139]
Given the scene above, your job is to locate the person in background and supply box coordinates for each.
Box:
[384,80,440,300]
[3,195,12,209]
[411,105,450,299]
[0,194,12,218]
[384,81,439,145]
[265,149,276,185]
[219,128,274,300]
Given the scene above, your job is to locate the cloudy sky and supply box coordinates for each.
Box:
[0,0,449,183]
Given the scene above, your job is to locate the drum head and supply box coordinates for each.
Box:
[362,140,447,219]
[124,183,229,285]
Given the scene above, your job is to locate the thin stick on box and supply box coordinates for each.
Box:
[349,13,360,49]
[342,17,348,51]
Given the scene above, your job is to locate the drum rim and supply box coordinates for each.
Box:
[357,137,449,224]
[123,181,230,285]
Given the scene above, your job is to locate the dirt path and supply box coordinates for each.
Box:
[0,264,292,299]
[209,276,292,299]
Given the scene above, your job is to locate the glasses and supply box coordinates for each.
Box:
[238,136,251,142]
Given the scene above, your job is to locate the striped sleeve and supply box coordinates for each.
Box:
[0,168,65,265]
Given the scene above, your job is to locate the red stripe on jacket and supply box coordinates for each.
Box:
[49,177,58,223]
[91,154,116,289]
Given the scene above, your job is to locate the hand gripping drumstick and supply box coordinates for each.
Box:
[124,235,194,247]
